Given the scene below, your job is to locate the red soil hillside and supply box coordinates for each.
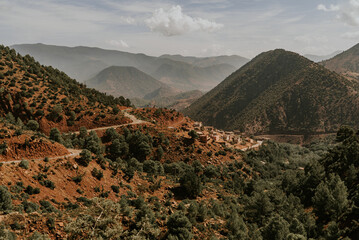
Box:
[0,121,69,162]
[0,45,131,135]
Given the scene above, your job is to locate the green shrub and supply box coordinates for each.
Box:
[26,120,39,131]
[111,185,120,193]
[167,211,193,240]
[91,168,103,180]
[0,186,12,211]
[180,171,202,199]
[24,185,40,195]
[39,200,58,213]
[40,180,55,190]
[19,160,29,169]
[76,149,92,167]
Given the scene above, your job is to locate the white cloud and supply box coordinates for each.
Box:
[145,5,223,36]
[318,1,359,26]
[342,31,359,39]
[317,4,340,12]
[119,16,136,25]
[108,40,129,48]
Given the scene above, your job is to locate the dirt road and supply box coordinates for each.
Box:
[2,111,148,164]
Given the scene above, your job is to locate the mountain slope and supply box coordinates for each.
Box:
[132,88,203,111]
[152,61,236,91]
[0,45,131,134]
[12,43,239,91]
[159,54,249,68]
[143,85,182,100]
[322,43,359,79]
[185,49,359,134]
[86,66,165,99]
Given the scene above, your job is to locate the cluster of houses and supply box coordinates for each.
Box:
[192,121,248,146]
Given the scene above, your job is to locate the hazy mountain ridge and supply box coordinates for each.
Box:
[185,49,359,134]
[12,43,245,92]
[85,66,165,99]
[159,54,249,68]
[304,50,342,62]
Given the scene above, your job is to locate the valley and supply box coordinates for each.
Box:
[0,42,358,240]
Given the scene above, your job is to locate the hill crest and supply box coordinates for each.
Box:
[185,48,359,134]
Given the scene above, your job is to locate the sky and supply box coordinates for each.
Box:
[0,0,358,58]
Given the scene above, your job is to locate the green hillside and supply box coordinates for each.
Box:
[185,49,359,134]
[322,43,359,79]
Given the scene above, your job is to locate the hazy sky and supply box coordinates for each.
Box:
[0,0,358,58]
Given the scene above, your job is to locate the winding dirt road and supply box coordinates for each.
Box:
[2,149,82,164]
[2,111,149,164]
[72,110,150,134]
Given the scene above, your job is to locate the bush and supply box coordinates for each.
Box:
[76,149,92,167]
[0,186,12,211]
[26,120,39,131]
[49,128,63,144]
[0,142,8,155]
[28,231,51,240]
[167,211,192,240]
[40,180,55,190]
[39,200,58,213]
[24,185,40,195]
[22,201,39,213]
[111,185,120,193]
[91,168,103,180]
[188,130,198,139]
[19,160,29,169]
[180,171,202,199]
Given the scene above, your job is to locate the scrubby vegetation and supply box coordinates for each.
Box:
[186,49,359,134]
[0,45,131,134]
[0,45,358,239]
[0,123,357,239]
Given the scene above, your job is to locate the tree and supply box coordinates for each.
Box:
[226,213,249,239]
[157,145,164,160]
[84,131,104,155]
[48,104,63,121]
[26,120,39,131]
[312,174,348,220]
[336,126,355,142]
[109,138,129,159]
[77,149,92,167]
[179,171,202,199]
[167,212,192,240]
[262,214,290,240]
[103,128,119,143]
[49,127,63,144]
[188,130,198,140]
[0,186,12,211]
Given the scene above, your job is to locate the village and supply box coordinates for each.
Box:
[186,121,264,151]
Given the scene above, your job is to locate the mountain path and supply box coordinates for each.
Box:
[72,110,150,134]
[2,110,150,164]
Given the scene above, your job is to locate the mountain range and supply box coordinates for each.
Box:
[304,51,342,62]
[12,43,248,92]
[185,48,359,134]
